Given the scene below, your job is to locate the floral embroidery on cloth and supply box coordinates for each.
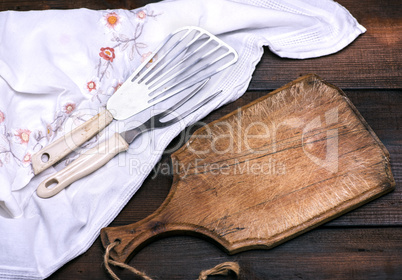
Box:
[89,8,161,103]
[63,103,76,115]
[0,110,5,123]
[32,102,78,151]
[0,110,32,167]
[1,8,162,172]
[15,129,31,145]
[87,80,97,92]
[99,47,116,62]
[104,12,121,30]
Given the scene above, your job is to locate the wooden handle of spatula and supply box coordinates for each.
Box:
[36,132,128,198]
[32,109,114,175]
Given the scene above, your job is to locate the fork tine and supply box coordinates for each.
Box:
[155,79,223,128]
[158,89,222,128]
[122,78,211,144]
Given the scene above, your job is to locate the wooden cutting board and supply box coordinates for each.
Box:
[101,74,395,263]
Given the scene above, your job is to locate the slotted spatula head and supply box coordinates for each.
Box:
[107,26,238,120]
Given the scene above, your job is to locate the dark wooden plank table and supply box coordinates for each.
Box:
[1,0,400,279]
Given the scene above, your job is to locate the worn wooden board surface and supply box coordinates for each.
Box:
[0,0,400,279]
[101,75,395,263]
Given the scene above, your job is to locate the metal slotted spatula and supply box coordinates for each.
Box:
[31,26,238,175]
[36,82,220,198]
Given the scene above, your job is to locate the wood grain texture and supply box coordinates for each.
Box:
[250,0,402,90]
[52,227,402,279]
[47,88,402,280]
[0,0,400,279]
[100,75,395,263]
[107,89,402,228]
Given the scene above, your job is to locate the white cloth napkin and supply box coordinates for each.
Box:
[0,0,365,278]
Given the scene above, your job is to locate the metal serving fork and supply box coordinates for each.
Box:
[37,79,219,198]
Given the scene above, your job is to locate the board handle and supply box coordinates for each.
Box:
[100,212,177,263]
[100,205,223,263]
[32,109,114,175]
[36,132,128,198]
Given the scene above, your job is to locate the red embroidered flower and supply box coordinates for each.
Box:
[137,10,146,20]
[15,129,31,145]
[23,153,31,164]
[105,12,120,29]
[64,103,76,114]
[87,81,97,92]
[100,47,115,62]
[0,111,4,124]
